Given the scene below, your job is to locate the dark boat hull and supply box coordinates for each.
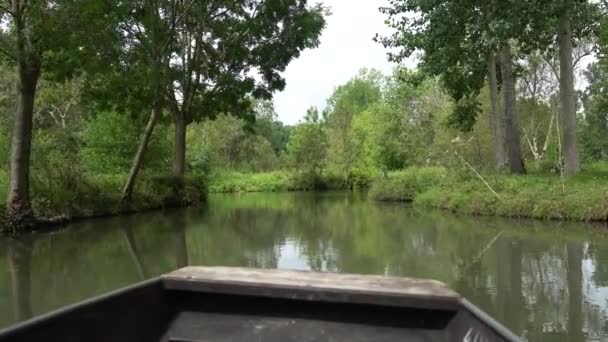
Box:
[0,267,522,342]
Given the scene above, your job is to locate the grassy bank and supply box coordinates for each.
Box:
[209,171,371,193]
[369,166,608,222]
[367,167,449,201]
[0,172,206,232]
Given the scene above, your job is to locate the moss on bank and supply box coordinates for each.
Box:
[0,173,207,233]
[369,166,608,222]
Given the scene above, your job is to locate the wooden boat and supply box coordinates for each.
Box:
[0,267,522,342]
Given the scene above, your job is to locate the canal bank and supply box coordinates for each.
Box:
[0,175,206,234]
[369,167,608,222]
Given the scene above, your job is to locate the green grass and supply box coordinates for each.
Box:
[370,166,608,222]
[368,167,449,201]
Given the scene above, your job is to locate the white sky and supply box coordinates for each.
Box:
[273,0,414,125]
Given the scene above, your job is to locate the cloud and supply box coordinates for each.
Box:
[273,0,408,125]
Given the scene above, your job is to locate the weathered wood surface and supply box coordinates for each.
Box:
[162,267,460,310]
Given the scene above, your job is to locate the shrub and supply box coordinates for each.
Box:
[209,171,295,193]
[368,167,448,201]
[208,170,363,193]
[81,111,171,174]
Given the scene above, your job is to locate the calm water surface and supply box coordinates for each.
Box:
[2,191,608,341]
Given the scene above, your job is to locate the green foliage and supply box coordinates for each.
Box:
[0,169,7,205]
[252,100,291,155]
[188,114,279,174]
[81,111,171,174]
[358,70,452,171]
[368,167,449,201]
[0,0,606,226]
[371,166,608,222]
[285,107,328,177]
[209,170,368,193]
[325,69,383,182]
[165,0,328,125]
[28,172,205,219]
[580,59,608,161]
[210,171,300,193]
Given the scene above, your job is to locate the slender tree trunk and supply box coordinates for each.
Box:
[488,54,505,170]
[173,117,187,179]
[500,44,526,174]
[559,2,579,175]
[121,104,161,205]
[541,111,556,159]
[7,63,40,227]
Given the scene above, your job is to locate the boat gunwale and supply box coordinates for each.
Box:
[162,267,462,312]
[0,267,524,342]
[0,277,162,338]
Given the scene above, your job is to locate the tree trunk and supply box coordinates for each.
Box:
[7,64,40,227]
[488,54,505,170]
[173,117,187,179]
[500,44,526,174]
[121,105,161,205]
[559,2,579,176]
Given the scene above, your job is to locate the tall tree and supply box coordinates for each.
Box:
[0,0,114,228]
[378,0,537,173]
[326,69,382,182]
[377,0,500,166]
[487,54,506,169]
[110,0,186,204]
[554,0,600,174]
[558,0,579,175]
[526,0,600,173]
[166,0,327,180]
[2,0,44,226]
[252,100,290,155]
[500,44,526,173]
[285,107,328,177]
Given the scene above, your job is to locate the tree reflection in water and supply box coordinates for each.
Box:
[1,191,608,341]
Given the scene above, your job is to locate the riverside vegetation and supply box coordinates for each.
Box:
[2,0,608,231]
[0,0,327,232]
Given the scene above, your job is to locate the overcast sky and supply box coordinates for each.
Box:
[273,0,411,125]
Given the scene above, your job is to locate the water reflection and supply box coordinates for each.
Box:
[1,191,608,342]
[121,218,148,280]
[7,237,33,322]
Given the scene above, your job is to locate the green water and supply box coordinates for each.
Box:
[1,191,608,341]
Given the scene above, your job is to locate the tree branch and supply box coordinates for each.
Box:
[0,44,16,61]
[573,50,592,68]
[0,2,14,16]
